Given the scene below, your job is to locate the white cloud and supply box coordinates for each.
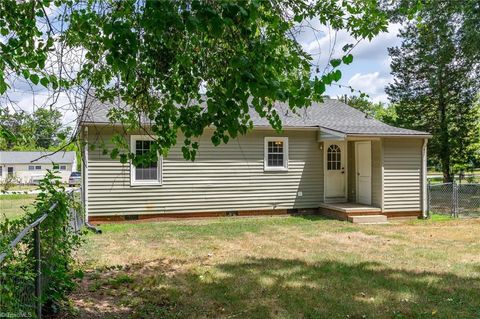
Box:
[347,72,391,102]
[348,72,389,94]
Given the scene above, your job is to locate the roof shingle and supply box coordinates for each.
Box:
[0,151,76,164]
[81,97,430,136]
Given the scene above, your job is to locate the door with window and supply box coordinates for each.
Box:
[325,142,346,200]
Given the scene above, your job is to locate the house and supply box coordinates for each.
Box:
[79,98,431,223]
[0,151,77,184]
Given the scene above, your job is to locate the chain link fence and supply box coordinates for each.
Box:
[427,181,480,218]
[0,188,84,318]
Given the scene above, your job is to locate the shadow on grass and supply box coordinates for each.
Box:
[69,257,480,319]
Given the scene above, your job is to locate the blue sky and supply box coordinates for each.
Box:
[2,19,402,126]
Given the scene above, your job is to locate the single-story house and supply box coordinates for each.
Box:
[79,98,431,223]
[0,151,77,184]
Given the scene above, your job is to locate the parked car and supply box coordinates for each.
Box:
[68,172,81,187]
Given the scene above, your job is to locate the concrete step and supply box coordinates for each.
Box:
[347,214,388,224]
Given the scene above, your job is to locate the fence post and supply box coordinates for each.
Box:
[33,225,42,319]
[427,180,431,218]
[452,180,458,218]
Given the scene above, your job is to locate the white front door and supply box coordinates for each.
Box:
[325,142,346,200]
[356,141,372,205]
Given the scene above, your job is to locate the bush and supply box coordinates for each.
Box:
[0,173,19,192]
[0,170,84,314]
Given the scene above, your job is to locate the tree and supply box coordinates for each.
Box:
[386,1,480,182]
[0,106,70,150]
[0,107,33,150]
[2,0,391,164]
[343,95,397,124]
[29,107,70,149]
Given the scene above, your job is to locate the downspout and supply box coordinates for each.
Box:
[83,126,89,223]
[421,138,428,218]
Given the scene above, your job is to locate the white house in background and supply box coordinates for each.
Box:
[0,151,77,184]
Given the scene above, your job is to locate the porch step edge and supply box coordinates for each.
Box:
[347,214,389,224]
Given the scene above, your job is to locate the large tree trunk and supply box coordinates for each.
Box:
[438,76,451,182]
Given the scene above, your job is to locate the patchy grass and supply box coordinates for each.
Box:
[69,216,480,319]
[0,194,37,220]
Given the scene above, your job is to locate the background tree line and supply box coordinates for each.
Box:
[0,106,71,151]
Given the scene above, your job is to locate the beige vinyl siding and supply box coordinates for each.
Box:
[86,127,324,216]
[371,140,382,208]
[383,138,423,212]
[347,141,356,202]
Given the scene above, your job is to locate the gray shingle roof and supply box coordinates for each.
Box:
[81,97,430,137]
[0,151,76,164]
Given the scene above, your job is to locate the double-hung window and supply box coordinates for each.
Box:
[264,137,288,171]
[130,136,162,186]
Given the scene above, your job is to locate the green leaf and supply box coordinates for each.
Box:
[30,74,40,85]
[110,148,119,159]
[314,81,326,95]
[330,59,342,68]
[342,54,353,65]
[333,70,342,82]
[40,77,49,87]
[57,132,66,140]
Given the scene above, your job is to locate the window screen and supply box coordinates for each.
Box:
[134,140,158,181]
[327,144,341,170]
[267,141,284,167]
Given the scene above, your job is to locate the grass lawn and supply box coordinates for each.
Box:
[0,194,37,220]
[69,216,480,319]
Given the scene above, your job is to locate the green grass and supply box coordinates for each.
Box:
[70,216,480,319]
[0,194,37,220]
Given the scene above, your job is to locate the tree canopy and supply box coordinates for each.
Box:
[1,0,391,163]
[386,1,480,181]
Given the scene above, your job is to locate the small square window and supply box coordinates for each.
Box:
[264,137,288,171]
[60,165,66,170]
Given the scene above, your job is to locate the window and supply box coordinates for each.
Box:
[130,136,162,185]
[28,166,35,171]
[60,165,67,170]
[53,164,59,170]
[7,167,13,176]
[35,166,41,171]
[264,137,288,171]
[0,166,2,176]
[327,144,341,170]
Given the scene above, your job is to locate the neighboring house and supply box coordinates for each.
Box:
[79,98,431,223]
[0,151,77,184]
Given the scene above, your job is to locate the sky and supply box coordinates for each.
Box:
[2,18,403,127]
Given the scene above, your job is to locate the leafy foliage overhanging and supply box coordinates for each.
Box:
[1,0,391,163]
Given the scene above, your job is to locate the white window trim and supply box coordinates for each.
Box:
[130,135,163,186]
[264,137,289,171]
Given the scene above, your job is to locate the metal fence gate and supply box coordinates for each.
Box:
[427,181,480,217]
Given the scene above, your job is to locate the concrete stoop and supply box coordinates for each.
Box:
[347,214,389,224]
